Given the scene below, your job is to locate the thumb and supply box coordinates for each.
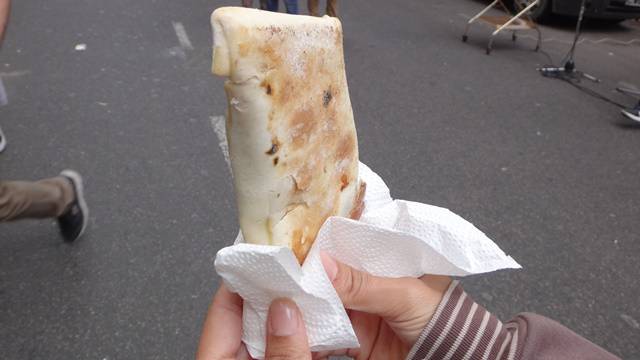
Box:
[320,252,451,343]
[265,298,311,360]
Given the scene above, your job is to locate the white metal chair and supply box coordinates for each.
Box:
[462,0,542,55]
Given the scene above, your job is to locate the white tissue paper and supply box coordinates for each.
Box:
[215,162,521,359]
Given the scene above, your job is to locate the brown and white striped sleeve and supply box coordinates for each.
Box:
[406,281,620,360]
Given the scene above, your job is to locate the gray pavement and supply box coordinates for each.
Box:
[1,0,639,358]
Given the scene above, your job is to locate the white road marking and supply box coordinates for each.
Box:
[172,22,194,51]
[0,70,31,78]
[209,115,231,172]
[0,78,8,106]
[621,314,640,329]
[75,43,87,51]
[163,46,186,60]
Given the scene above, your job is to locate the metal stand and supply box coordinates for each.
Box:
[538,0,599,82]
[462,0,542,55]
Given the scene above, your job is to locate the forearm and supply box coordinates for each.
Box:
[407,281,619,360]
[0,0,10,44]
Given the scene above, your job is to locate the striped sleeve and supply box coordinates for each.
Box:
[406,281,620,360]
[406,281,518,360]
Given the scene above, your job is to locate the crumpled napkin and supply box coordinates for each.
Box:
[215,162,520,358]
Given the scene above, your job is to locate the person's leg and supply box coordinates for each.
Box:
[265,0,279,12]
[326,0,338,17]
[0,177,73,221]
[241,0,253,7]
[308,0,319,16]
[0,170,89,241]
[259,0,268,10]
[284,0,298,14]
[0,0,10,45]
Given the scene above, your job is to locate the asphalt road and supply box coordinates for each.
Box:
[1,0,639,358]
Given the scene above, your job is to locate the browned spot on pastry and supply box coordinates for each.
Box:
[291,229,305,264]
[260,44,283,74]
[238,42,250,57]
[260,79,273,95]
[290,109,316,148]
[273,157,279,166]
[293,165,312,191]
[349,182,367,220]
[340,174,349,191]
[336,134,355,161]
[272,77,293,107]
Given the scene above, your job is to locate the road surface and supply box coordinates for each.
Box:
[1,0,639,358]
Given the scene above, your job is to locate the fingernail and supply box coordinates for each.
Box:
[269,299,299,336]
[320,251,338,282]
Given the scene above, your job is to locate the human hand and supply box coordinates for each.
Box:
[196,284,311,360]
[197,255,450,360]
[314,253,451,359]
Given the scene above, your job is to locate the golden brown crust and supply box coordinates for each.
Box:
[213,8,360,264]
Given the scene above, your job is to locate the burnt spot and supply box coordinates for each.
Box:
[322,89,333,107]
[260,79,273,96]
[273,157,279,166]
[266,142,279,155]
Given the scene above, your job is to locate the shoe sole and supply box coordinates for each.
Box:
[60,169,89,240]
[621,109,640,123]
[0,125,6,153]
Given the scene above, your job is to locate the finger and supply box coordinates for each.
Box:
[236,344,252,360]
[320,252,451,343]
[265,298,311,360]
[311,309,380,360]
[197,283,244,360]
[321,252,423,318]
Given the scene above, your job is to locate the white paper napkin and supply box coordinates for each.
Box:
[215,162,521,359]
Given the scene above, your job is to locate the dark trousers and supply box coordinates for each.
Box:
[265,0,299,14]
[241,0,268,9]
[308,0,338,17]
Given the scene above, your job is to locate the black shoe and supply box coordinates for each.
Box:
[0,125,6,153]
[57,170,89,242]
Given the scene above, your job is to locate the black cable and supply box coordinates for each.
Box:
[540,69,627,108]
[537,48,555,66]
[562,77,627,108]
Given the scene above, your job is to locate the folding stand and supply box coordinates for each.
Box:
[462,0,542,55]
